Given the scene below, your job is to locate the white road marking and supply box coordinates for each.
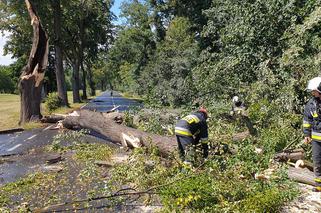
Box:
[27,135,37,140]
[43,125,54,131]
[7,144,22,151]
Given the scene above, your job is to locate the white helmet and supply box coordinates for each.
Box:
[307,77,321,92]
[232,96,239,103]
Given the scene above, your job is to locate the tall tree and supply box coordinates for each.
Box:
[19,0,49,124]
[62,0,114,102]
[51,0,68,106]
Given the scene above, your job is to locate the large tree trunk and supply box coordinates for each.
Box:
[51,0,68,106]
[81,61,87,100]
[79,18,87,100]
[72,59,81,103]
[87,62,96,96]
[62,110,177,156]
[19,0,49,124]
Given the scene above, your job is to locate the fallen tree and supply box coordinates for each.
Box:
[274,148,305,162]
[288,167,318,186]
[61,110,177,156]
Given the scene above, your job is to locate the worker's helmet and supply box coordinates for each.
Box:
[198,106,208,118]
[232,96,239,103]
[306,77,321,93]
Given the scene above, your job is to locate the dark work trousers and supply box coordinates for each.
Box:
[176,135,208,162]
[176,135,194,161]
[312,141,321,177]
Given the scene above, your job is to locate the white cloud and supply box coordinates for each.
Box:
[0,32,15,66]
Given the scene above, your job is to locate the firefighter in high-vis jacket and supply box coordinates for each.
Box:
[175,107,209,165]
[303,77,321,188]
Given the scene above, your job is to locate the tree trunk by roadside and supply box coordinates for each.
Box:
[81,61,87,100]
[87,62,96,96]
[51,0,68,106]
[101,80,105,91]
[19,0,49,124]
[78,16,87,100]
[72,59,81,103]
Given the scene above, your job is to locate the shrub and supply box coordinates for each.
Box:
[45,92,62,113]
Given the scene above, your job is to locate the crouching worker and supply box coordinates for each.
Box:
[303,77,321,190]
[175,107,209,167]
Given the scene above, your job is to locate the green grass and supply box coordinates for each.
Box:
[0,94,20,130]
[0,90,102,131]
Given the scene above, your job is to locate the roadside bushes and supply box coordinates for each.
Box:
[45,92,63,113]
[0,67,15,93]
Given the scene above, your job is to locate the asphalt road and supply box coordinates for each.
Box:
[0,91,142,185]
[0,90,142,156]
[81,90,142,112]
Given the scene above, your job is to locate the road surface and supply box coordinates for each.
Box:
[0,91,142,185]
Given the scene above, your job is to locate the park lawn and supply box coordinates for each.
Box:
[0,90,102,131]
[0,94,20,131]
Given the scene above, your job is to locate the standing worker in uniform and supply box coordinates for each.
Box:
[175,107,209,166]
[303,77,321,189]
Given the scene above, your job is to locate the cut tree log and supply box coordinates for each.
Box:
[288,167,318,186]
[274,149,305,162]
[62,110,177,156]
[293,160,314,171]
[41,114,67,123]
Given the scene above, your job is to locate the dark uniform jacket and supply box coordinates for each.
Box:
[303,97,321,141]
[175,112,208,141]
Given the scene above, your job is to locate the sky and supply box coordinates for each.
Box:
[0,0,124,66]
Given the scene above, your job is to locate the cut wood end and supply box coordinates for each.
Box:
[121,132,142,148]
[52,121,64,130]
[255,173,270,180]
[69,111,80,117]
[295,160,304,168]
[254,147,263,154]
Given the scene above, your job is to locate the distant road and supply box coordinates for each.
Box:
[81,90,142,112]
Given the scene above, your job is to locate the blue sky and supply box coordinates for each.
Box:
[0,0,125,66]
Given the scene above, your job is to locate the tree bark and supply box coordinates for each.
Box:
[51,0,68,106]
[78,16,87,100]
[72,59,81,103]
[81,61,87,100]
[62,110,177,156]
[87,62,96,96]
[19,0,49,124]
[274,149,305,162]
[288,167,318,186]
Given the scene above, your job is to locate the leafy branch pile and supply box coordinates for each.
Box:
[109,105,302,212]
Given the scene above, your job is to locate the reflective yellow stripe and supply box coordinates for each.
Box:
[175,129,193,136]
[312,135,321,140]
[182,115,200,124]
[201,139,208,144]
[303,123,311,128]
[312,111,318,118]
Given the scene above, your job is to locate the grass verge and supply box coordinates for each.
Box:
[0,90,102,131]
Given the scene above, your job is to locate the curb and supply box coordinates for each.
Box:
[0,128,24,135]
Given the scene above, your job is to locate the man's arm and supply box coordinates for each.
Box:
[303,102,313,143]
